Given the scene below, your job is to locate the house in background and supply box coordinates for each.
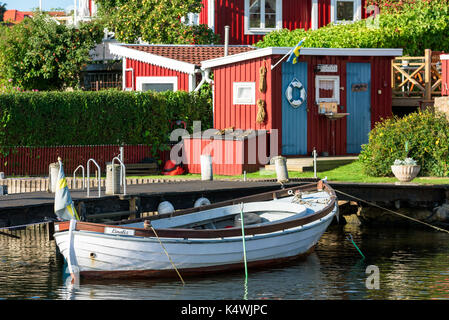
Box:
[2,10,34,24]
[198,0,369,45]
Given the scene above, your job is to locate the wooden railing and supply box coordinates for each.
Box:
[392,49,443,108]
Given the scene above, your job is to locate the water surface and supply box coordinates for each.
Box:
[0,223,448,300]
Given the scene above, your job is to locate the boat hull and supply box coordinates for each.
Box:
[54,207,336,279]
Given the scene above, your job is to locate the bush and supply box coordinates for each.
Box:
[358,110,449,177]
[0,13,104,91]
[0,88,213,156]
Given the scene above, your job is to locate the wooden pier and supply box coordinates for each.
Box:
[1,179,448,232]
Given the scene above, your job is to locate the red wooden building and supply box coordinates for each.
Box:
[109,44,255,92]
[183,46,402,175]
[199,0,369,45]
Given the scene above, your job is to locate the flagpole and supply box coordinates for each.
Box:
[271,47,294,70]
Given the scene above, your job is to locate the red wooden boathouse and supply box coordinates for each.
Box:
[183,46,402,175]
[198,0,370,45]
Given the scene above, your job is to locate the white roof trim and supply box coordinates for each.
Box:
[201,47,403,69]
[109,44,197,74]
[440,54,449,60]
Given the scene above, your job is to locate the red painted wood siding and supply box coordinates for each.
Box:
[213,57,275,131]
[213,0,311,45]
[0,145,157,176]
[441,58,449,96]
[370,56,393,127]
[125,58,191,92]
[200,0,209,25]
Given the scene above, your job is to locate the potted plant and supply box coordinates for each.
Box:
[391,157,421,182]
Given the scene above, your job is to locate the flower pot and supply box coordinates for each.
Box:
[391,165,421,182]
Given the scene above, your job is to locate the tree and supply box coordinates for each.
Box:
[95,0,220,44]
[0,2,6,23]
[0,13,104,91]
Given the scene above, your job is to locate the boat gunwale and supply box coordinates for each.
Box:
[54,181,336,240]
[54,208,336,244]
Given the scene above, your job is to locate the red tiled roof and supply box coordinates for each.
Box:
[125,45,256,66]
[3,10,33,23]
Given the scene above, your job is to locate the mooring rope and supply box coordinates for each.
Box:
[334,188,449,234]
[239,202,249,300]
[148,224,185,285]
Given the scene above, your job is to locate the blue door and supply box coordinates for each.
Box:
[282,62,308,155]
[346,63,371,154]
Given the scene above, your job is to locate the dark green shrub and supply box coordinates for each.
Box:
[358,110,449,177]
[0,88,212,157]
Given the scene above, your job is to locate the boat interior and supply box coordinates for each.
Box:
[121,189,332,231]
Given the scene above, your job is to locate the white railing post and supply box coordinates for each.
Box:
[73,165,85,190]
[87,158,101,197]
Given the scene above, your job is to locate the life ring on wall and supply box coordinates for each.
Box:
[285,78,306,108]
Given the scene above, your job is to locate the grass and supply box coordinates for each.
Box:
[127,161,449,185]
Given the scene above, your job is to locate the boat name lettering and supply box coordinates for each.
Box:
[104,227,135,236]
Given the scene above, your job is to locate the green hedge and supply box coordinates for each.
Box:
[358,110,449,177]
[0,89,212,156]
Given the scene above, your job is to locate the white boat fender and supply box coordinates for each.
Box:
[158,201,174,214]
[194,197,211,208]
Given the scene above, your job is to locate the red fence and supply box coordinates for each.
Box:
[0,145,167,176]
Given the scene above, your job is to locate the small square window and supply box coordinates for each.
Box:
[315,76,340,104]
[331,0,361,24]
[233,82,256,105]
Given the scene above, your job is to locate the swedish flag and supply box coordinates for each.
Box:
[286,38,305,65]
[54,157,80,221]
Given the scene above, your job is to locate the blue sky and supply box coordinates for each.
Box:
[5,0,75,11]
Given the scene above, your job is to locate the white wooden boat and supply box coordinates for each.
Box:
[53,181,338,279]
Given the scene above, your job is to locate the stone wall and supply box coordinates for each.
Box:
[433,96,449,121]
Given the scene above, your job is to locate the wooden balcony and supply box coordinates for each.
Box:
[392,49,443,109]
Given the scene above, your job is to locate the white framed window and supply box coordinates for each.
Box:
[233,82,256,105]
[331,0,361,24]
[136,76,178,92]
[315,76,340,104]
[181,13,200,26]
[244,0,282,35]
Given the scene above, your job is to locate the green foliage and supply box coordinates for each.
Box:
[257,0,449,56]
[95,0,220,44]
[0,13,104,91]
[358,110,449,177]
[0,89,213,157]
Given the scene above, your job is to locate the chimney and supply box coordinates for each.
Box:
[224,26,230,56]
